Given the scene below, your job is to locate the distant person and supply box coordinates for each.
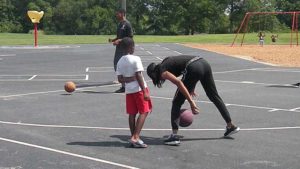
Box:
[116,37,152,148]
[109,8,133,93]
[147,55,240,145]
[258,32,265,46]
[271,34,278,43]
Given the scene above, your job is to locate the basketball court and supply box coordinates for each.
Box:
[0,43,299,169]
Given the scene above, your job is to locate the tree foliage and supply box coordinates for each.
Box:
[0,0,299,35]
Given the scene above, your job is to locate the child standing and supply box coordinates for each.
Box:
[258,32,265,46]
[116,37,152,148]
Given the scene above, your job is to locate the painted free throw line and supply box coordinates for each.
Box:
[0,120,299,131]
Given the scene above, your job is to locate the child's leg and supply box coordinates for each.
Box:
[132,113,148,141]
[128,114,136,136]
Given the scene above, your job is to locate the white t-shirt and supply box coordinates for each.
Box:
[116,54,147,94]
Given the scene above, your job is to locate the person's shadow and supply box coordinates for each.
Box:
[67,135,233,148]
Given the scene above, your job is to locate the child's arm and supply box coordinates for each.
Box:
[135,71,150,100]
[117,75,136,83]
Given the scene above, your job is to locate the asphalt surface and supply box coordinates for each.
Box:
[0,43,299,169]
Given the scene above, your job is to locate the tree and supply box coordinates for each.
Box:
[0,0,23,32]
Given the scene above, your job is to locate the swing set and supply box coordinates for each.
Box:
[231,11,300,47]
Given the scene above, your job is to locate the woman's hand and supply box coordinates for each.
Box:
[190,101,200,115]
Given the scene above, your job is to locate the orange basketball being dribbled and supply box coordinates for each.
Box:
[64,81,76,93]
[179,109,194,127]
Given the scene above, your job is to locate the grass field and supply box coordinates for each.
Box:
[0,33,296,45]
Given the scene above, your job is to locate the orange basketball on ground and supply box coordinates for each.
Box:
[64,81,76,93]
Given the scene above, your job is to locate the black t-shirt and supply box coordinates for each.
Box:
[117,19,133,39]
[160,55,198,77]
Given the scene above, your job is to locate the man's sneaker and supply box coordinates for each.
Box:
[224,126,240,137]
[164,134,180,146]
[115,86,125,93]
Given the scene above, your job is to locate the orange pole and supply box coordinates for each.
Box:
[241,14,251,46]
[291,12,296,47]
[34,23,38,47]
[231,13,249,47]
[296,13,299,46]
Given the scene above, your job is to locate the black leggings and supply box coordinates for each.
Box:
[171,58,232,130]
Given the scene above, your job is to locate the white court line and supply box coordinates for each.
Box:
[0,90,64,99]
[86,67,114,73]
[268,109,280,112]
[156,57,163,60]
[173,50,182,54]
[214,68,269,74]
[0,84,299,113]
[87,70,114,73]
[0,120,299,131]
[160,46,182,54]
[28,75,37,80]
[290,107,300,111]
[88,67,114,69]
[256,69,300,73]
[31,74,87,81]
[0,137,139,169]
[0,83,120,99]
[146,51,152,55]
[214,67,300,74]
[214,79,296,87]
[149,95,300,113]
[0,54,16,57]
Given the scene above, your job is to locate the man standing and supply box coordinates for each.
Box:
[109,8,133,93]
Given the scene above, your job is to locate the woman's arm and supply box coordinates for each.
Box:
[161,71,199,114]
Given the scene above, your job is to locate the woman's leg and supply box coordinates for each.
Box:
[197,60,232,124]
[171,77,198,132]
[170,89,185,133]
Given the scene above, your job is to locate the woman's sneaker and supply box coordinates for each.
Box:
[164,134,180,146]
[224,126,240,137]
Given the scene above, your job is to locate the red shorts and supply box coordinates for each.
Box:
[126,88,152,115]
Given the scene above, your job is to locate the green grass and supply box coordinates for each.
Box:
[0,33,296,45]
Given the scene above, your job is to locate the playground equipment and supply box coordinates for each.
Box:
[27,11,44,47]
[232,11,300,47]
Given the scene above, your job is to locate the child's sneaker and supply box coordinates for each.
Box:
[164,134,180,146]
[224,126,240,137]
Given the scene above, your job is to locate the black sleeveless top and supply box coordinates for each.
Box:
[160,55,200,77]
